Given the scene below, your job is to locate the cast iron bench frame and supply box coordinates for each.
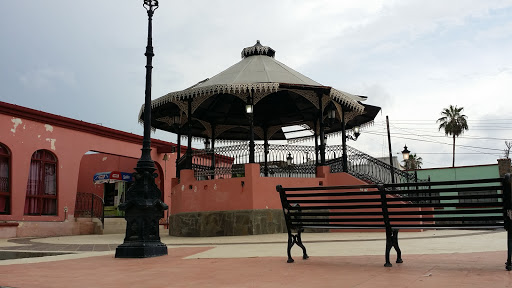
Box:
[276,174,512,270]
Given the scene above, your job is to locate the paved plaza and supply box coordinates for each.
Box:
[1,230,512,287]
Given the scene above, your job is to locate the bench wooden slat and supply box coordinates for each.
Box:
[290,198,384,204]
[386,202,504,209]
[387,194,503,202]
[390,185,504,195]
[286,191,381,198]
[290,217,386,223]
[288,204,384,210]
[386,177,503,188]
[388,208,502,216]
[291,209,503,217]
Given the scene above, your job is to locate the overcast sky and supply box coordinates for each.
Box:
[1,1,512,168]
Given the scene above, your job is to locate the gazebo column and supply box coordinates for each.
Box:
[318,92,326,165]
[263,127,269,176]
[341,107,348,172]
[211,124,216,179]
[248,92,255,163]
[314,119,319,166]
[186,98,193,169]
[176,131,181,178]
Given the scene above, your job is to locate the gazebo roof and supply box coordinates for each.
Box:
[195,41,321,87]
[140,41,379,141]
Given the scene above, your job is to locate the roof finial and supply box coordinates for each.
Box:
[241,40,275,59]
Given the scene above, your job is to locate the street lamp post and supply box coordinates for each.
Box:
[246,94,255,163]
[286,152,293,177]
[115,0,169,258]
[401,144,418,189]
[401,145,410,162]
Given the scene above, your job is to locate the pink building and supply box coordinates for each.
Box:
[0,101,177,238]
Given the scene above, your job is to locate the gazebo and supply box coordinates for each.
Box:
[141,41,380,178]
[139,41,385,236]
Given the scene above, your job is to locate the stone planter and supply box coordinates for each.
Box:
[498,158,511,177]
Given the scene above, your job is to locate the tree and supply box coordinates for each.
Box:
[402,153,423,170]
[437,105,468,167]
[504,141,512,159]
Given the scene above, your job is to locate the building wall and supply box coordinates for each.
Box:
[0,102,177,237]
[414,164,501,219]
[416,164,499,181]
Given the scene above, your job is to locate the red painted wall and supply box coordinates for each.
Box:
[0,102,177,236]
[171,165,426,231]
[171,165,331,214]
[171,166,379,214]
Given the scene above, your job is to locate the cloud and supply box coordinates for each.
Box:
[19,67,76,91]
[475,21,512,41]
[3,0,512,168]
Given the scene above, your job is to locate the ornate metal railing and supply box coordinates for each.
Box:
[74,192,104,228]
[185,143,317,179]
[327,145,417,185]
[179,143,425,188]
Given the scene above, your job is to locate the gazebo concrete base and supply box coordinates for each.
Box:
[169,209,286,237]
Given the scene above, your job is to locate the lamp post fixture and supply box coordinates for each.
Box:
[401,145,410,161]
[115,0,169,258]
[286,152,293,177]
[346,126,360,141]
[401,144,418,184]
[326,107,336,129]
[246,94,255,163]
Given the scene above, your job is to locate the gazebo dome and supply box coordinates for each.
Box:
[191,40,322,88]
[241,40,276,58]
[141,41,379,142]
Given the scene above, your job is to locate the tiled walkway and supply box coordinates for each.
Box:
[1,230,511,287]
[5,238,117,252]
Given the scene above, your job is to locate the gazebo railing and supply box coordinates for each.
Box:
[327,145,416,185]
[181,143,423,185]
[187,143,317,179]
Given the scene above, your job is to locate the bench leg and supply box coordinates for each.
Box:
[296,230,309,260]
[286,230,309,263]
[507,228,512,271]
[384,229,402,267]
[385,231,393,267]
[392,229,403,263]
[287,232,295,263]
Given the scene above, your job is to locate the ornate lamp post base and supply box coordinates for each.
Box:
[115,170,168,258]
[115,242,168,258]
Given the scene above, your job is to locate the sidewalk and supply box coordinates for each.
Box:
[1,230,511,287]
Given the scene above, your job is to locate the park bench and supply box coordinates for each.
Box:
[276,174,512,270]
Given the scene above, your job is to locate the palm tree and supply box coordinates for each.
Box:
[437,105,468,167]
[403,153,423,170]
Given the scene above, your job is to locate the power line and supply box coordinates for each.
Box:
[413,152,502,155]
[363,130,512,141]
[363,131,503,154]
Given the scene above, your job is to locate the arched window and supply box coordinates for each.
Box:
[0,143,10,214]
[24,150,57,215]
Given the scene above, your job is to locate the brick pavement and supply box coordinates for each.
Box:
[0,230,511,287]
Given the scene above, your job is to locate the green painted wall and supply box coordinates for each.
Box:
[413,164,501,218]
[415,164,499,182]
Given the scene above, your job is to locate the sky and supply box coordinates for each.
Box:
[1,0,512,169]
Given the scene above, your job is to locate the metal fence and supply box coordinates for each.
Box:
[180,143,425,185]
[189,143,317,179]
[327,145,417,185]
[74,192,104,227]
